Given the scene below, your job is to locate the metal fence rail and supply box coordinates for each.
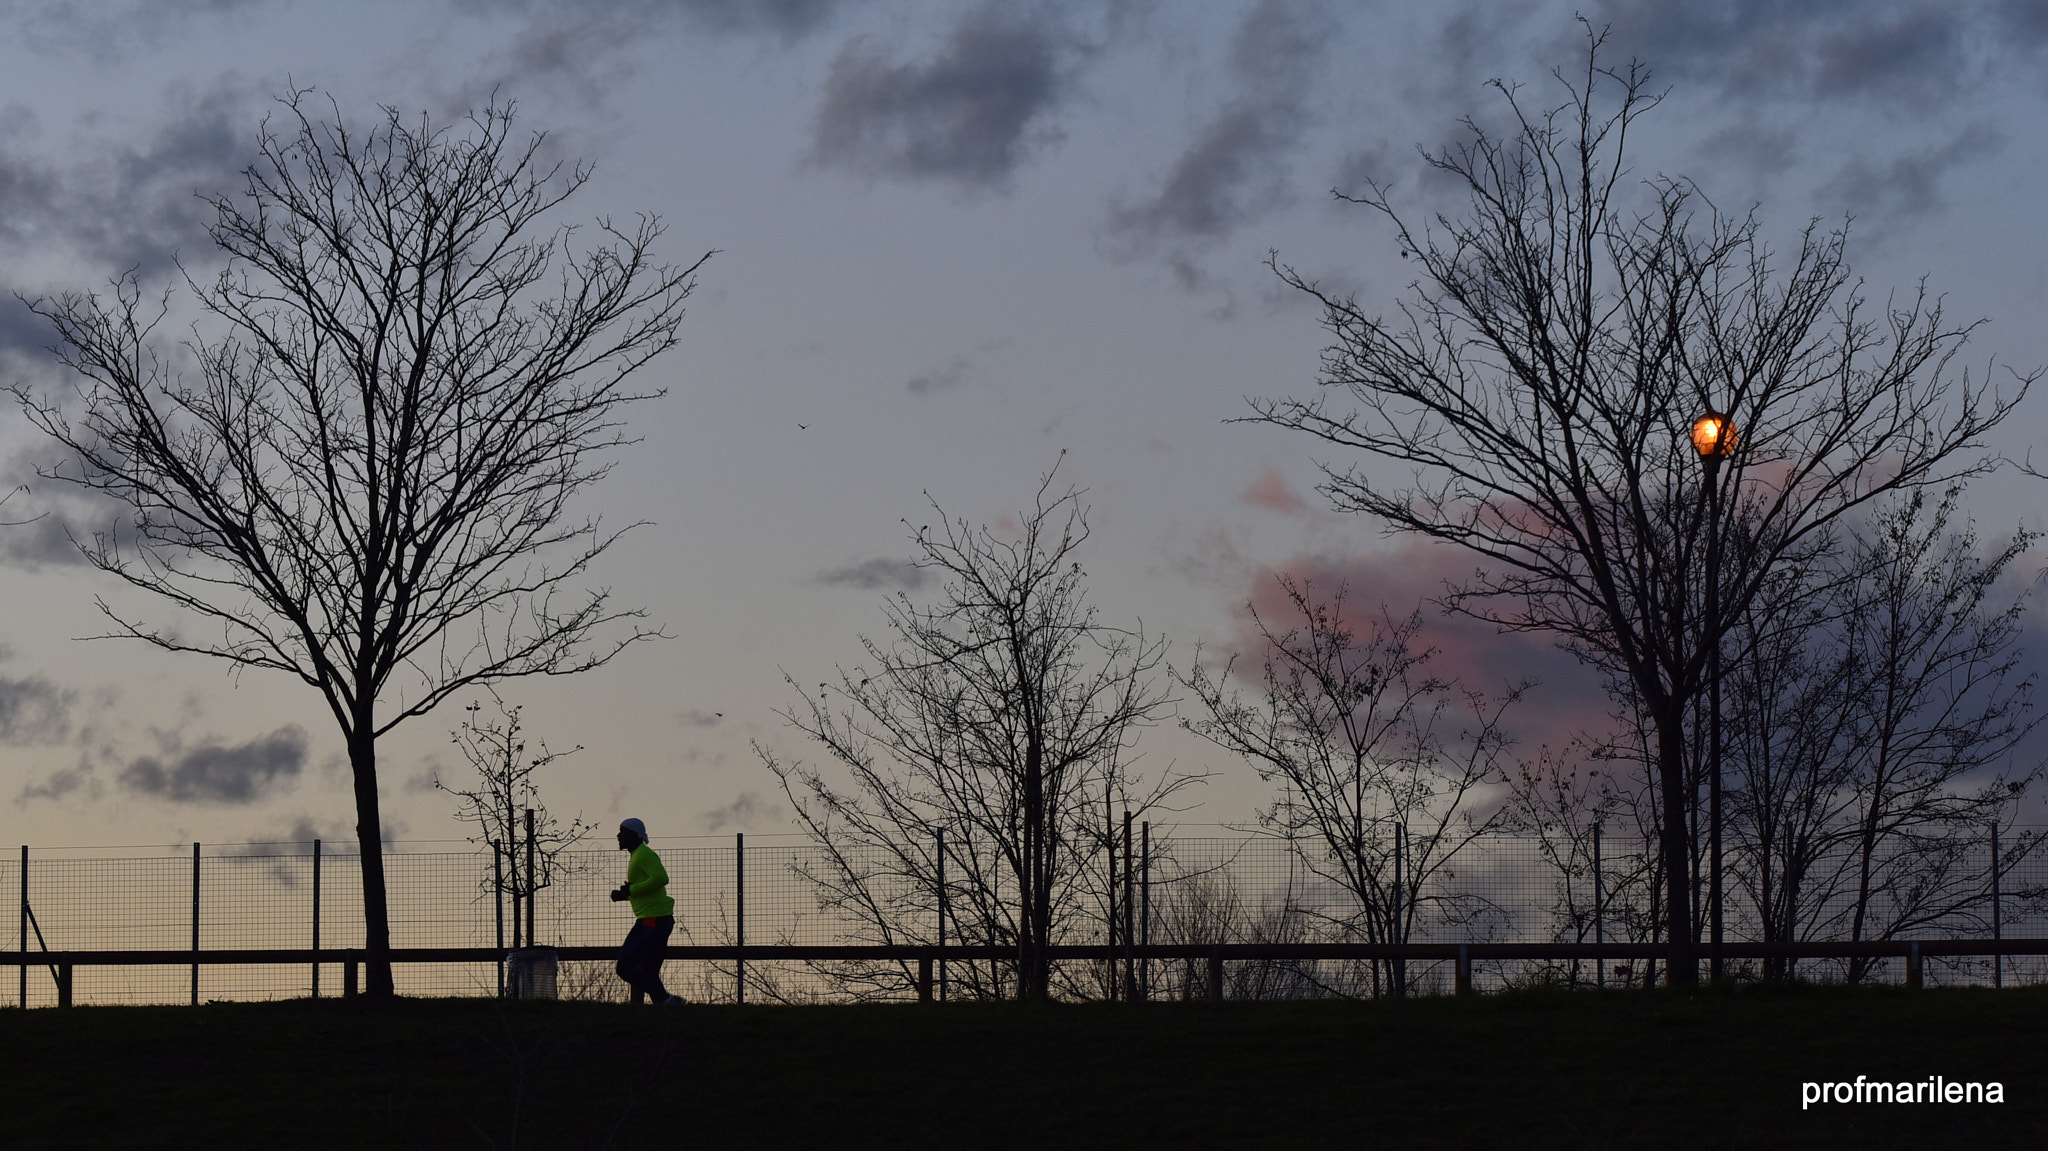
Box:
[11,826,2048,1007]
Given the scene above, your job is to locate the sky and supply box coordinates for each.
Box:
[3,0,2048,853]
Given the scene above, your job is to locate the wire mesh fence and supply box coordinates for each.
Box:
[10,824,2048,1007]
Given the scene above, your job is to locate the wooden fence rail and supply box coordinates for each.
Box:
[11,939,2048,1006]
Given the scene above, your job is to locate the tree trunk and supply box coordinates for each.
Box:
[1657,704,1698,987]
[348,726,395,998]
[1016,710,1049,1001]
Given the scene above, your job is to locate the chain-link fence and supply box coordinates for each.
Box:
[10,825,2047,1007]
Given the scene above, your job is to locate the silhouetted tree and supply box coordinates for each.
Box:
[761,463,1190,1000]
[1252,29,2033,983]
[16,93,707,995]
[437,692,594,952]
[1721,490,2041,979]
[1181,578,1517,996]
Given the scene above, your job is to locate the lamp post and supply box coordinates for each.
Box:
[1692,410,1735,982]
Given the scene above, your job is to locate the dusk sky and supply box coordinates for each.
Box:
[3,0,2047,852]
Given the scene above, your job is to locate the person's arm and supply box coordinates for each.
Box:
[611,852,642,901]
[633,851,668,897]
[627,847,666,897]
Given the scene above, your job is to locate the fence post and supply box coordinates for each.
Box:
[1139,821,1150,1004]
[1122,810,1135,1003]
[1992,823,2002,990]
[56,963,72,1008]
[936,827,947,1004]
[918,953,933,1003]
[18,845,25,1010]
[736,832,746,1006]
[524,809,536,947]
[190,842,201,1007]
[1106,803,1118,1002]
[344,953,358,998]
[1593,822,1604,990]
[1906,942,1922,990]
[1456,944,1472,996]
[1392,822,1407,999]
[1208,946,1224,1003]
[311,839,322,999]
[493,844,506,998]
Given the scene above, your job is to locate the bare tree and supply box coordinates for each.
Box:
[437,692,594,953]
[1250,28,2033,983]
[1182,578,1517,995]
[1723,490,2042,979]
[760,462,1192,1000]
[14,93,707,995]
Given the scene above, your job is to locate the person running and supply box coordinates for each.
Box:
[610,817,682,1005]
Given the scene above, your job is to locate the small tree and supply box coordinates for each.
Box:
[16,93,706,995]
[1182,578,1517,996]
[761,462,1191,1000]
[1722,490,2042,979]
[438,692,594,951]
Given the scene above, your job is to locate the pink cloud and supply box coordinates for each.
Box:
[1241,467,1309,515]
[1221,540,1616,756]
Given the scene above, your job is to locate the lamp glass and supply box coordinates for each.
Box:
[1692,413,1735,458]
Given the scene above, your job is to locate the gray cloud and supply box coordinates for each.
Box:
[470,0,853,42]
[811,4,1073,188]
[0,79,257,279]
[811,556,929,591]
[0,675,74,744]
[676,708,725,727]
[702,789,784,832]
[14,763,100,805]
[117,725,310,804]
[1820,120,2004,219]
[0,510,89,571]
[1104,0,1332,257]
[1573,1,2035,105]
[0,294,48,363]
[907,354,971,395]
[1,1,265,61]
[663,0,851,39]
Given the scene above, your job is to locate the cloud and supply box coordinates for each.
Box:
[1223,543,1614,754]
[1570,0,2046,107]
[665,0,851,39]
[483,0,853,43]
[1819,120,2003,220]
[907,354,972,396]
[14,763,101,805]
[810,3,1073,188]
[1241,467,1308,515]
[1104,0,1332,255]
[0,509,89,571]
[701,789,785,832]
[0,78,258,278]
[0,1,266,61]
[676,708,725,727]
[811,556,929,591]
[0,675,74,744]
[117,724,310,804]
[0,294,50,365]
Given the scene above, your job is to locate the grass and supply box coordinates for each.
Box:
[2,983,2042,1149]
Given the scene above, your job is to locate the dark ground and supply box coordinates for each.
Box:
[1,983,2041,1149]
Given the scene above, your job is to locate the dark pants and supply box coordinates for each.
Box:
[617,915,674,1001]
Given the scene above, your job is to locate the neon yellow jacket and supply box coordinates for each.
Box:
[625,842,675,918]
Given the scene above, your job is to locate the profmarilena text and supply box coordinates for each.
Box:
[1802,1076,2004,1110]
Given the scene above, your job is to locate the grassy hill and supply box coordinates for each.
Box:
[2,983,2041,1148]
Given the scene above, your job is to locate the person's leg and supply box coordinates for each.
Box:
[643,916,675,1002]
[617,921,659,999]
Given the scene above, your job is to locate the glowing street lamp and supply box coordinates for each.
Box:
[1694,408,1735,982]
[1692,411,1736,460]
